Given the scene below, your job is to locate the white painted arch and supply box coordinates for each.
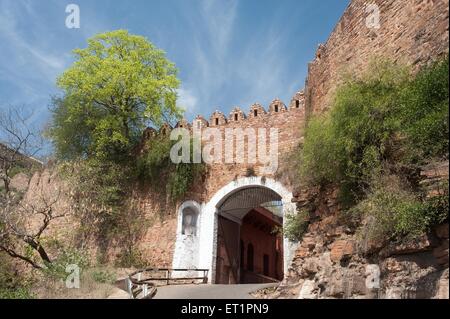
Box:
[172,176,298,283]
[172,200,202,272]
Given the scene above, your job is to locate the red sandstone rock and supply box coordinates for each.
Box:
[301,236,316,251]
[10,172,30,192]
[296,246,310,259]
[380,234,438,257]
[420,161,449,179]
[384,258,404,273]
[330,240,354,263]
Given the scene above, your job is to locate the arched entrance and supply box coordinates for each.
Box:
[215,186,284,284]
[172,177,298,284]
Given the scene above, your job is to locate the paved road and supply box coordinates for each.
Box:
[153,283,278,299]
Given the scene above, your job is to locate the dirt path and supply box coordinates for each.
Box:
[153,283,278,299]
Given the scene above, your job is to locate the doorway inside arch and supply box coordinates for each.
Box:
[215,187,284,284]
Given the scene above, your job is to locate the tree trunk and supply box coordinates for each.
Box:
[0,246,42,269]
[25,238,52,264]
[1,176,10,193]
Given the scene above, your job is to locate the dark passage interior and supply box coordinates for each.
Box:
[215,187,284,284]
[239,208,283,283]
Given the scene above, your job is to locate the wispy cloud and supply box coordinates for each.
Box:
[0,0,110,129]
[0,1,67,83]
[180,0,239,114]
[200,0,237,61]
[177,87,198,116]
[177,0,302,119]
[0,0,347,130]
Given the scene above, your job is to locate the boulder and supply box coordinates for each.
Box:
[384,287,404,299]
[301,258,319,276]
[434,269,449,299]
[330,240,355,263]
[301,236,316,251]
[298,280,317,299]
[380,234,438,257]
[325,267,366,298]
[383,258,404,273]
[10,172,30,192]
[296,246,311,259]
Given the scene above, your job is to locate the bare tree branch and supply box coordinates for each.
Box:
[0,107,60,269]
[0,245,42,269]
[0,105,43,193]
[0,183,63,268]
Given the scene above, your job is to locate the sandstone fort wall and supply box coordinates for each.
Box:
[15,0,449,273]
[304,0,449,117]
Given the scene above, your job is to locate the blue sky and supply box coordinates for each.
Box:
[0,0,349,131]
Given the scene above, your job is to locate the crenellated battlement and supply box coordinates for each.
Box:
[144,90,306,139]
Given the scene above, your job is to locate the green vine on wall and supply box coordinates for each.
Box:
[137,135,206,203]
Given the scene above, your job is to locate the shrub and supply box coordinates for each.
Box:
[299,56,449,204]
[283,209,310,242]
[42,248,89,280]
[399,56,449,161]
[91,269,116,284]
[351,175,449,241]
[166,162,204,202]
[115,249,147,268]
[299,115,338,186]
[137,135,173,181]
[0,286,34,299]
[0,253,34,299]
[138,136,205,202]
[61,158,134,209]
[300,60,409,199]
[298,56,449,240]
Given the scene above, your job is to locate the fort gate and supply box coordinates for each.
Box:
[158,92,306,283]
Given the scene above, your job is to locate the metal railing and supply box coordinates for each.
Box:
[126,268,209,299]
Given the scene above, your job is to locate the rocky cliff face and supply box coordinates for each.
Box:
[261,0,450,299]
[269,161,449,299]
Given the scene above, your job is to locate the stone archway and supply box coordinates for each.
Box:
[171,177,297,284]
[214,186,284,284]
[203,177,296,284]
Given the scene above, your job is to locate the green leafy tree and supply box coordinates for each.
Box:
[49,30,181,162]
[47,30,186,260]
